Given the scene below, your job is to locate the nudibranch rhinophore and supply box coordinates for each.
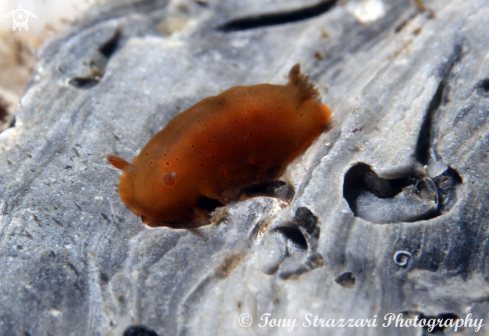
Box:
[107,64,332,227]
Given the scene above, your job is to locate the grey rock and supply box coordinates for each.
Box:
[1,0,489,335]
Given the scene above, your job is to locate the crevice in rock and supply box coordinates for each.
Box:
[217,0,338,32]
[123,325,161,336]
[99,271,109,284]
[394,12,418,34]
[478,78,489,93]
[343,163,408,201]
[335,272,356,288]
[99,30,121,60]
[272,207,324,280]
[0,103,9,125]
[275,226,308,252]
[69,77,100,89]
[0,101,15,132]
[343,163,462,224]
[416,43,463,164]
[69,30,121,89]
[415,71,446,165]
[344,46,464,224]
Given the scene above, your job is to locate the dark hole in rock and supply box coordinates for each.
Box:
[99,272,109,283]
[343,163,407,200]
[335,272,356,288]
[394,18,409,33]
[69,30,121,90]
[0,101,15,132]
[275,226,308,252]
[99,30,120,60]
[294,207,318,234]
[479,78,489,92]
[279,263,309,280]
[272,208,323,280]
[416,48,462,164]
[195,196,223,213]
[217,0,339,32]
[123,325,161,336]
[0,103,9,123]
[343,163,462,224]
[69,77,100,89]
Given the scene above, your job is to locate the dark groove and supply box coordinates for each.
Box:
[217,0,338,32]
[69,31,120,90]
[123,325,160,336]
[343,163,407,200]
[415,76,445,164]
[415,44,463,164]
[99,30,120,59]
[69,78,100,89]
[0,103,9,123]
[479,78,489,93]
[99,272,109,283]
[275,227,308,251]
[335,272,356,288]
[343,162,462,224]
[394,19,409,33]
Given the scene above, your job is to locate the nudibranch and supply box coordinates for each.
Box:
[107,64,331,227]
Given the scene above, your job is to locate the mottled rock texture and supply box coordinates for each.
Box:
[1,0,488,335]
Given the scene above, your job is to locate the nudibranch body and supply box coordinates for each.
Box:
[107,64,331,226]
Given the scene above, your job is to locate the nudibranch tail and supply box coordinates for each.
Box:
[287,63,319,100]
[106,153,136,173]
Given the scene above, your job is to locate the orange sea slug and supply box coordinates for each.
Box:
[107,64,332,227]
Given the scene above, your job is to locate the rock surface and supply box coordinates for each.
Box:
[1,0,489,335]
